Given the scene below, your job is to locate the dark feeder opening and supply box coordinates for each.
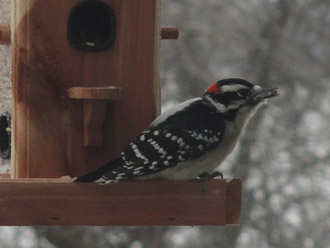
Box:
[67,1,116,52]
[0,113,11,159]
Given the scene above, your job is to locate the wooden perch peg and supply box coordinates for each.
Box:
[68,86,122,146]
[161,26,179,40]
[0,24,11,44]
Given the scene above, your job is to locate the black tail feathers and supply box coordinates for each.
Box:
[74,157,123,182]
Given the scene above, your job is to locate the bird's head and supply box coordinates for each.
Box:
[203,78,278,113]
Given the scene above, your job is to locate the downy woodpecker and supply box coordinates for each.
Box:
[75,78,278,184]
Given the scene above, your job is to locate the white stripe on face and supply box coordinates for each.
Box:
[205,94,245,112]
[221,84,249,92]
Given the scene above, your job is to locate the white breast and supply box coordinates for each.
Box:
[140,103,263,181]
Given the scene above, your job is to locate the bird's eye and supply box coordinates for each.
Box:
[237,89,249,98]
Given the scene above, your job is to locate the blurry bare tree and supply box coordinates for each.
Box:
[2,0,330,247]
[161,0,330,247]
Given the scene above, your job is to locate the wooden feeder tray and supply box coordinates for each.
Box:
[0,178,241,226]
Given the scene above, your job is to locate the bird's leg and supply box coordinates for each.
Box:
[198,171,223,180]
[198,171,224,194]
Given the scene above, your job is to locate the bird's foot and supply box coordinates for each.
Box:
[198,171,223,195]
[198,171,223,180]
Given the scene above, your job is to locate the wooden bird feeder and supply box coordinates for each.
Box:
[0,0,242,226]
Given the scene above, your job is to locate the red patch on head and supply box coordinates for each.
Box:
[205,83,222,94]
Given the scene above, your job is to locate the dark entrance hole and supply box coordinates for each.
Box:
[67,1,116,52]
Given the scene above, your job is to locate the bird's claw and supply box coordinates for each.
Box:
[198,171,223,180]
[198,171,224,195]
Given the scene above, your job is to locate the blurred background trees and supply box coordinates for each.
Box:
[1,0,330,247]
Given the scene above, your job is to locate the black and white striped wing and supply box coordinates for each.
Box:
[100,126,223,181]
[99,98,226,181]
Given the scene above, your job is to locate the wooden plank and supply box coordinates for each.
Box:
[226,179,242,224]
[153,0,161,115]
[0,179,241,226]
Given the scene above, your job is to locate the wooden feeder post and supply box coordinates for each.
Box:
[11,0,161,178]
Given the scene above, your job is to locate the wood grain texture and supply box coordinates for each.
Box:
[68,86,122,100]
[226,178,242,224]
[0,179,241,226]
[83,100,107,146]
[68,87,122,146]
[12,0,160,178]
